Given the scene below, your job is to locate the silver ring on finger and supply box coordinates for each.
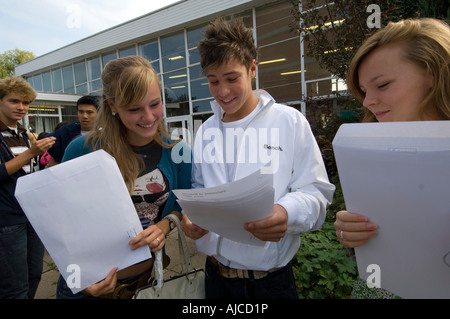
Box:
[340,230,344,240]
[156,237,161,244]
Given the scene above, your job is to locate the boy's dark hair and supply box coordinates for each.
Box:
[77,95,100,110]
[198,17,257,74]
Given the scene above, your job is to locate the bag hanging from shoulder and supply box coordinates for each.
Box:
[133,214,205,299]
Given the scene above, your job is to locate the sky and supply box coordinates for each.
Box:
[0,0,180,57]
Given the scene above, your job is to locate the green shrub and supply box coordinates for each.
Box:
[293,177,358,299]
[293,221,357,299]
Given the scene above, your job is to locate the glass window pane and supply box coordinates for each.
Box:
[62,65,75,93]
[42,72,52,92]
[187,24,206,49]
[119,46,136,57]
[189,64,210,100]
[102,51,117,68]
[87,57,101,81]
[76,83,88,95]
[151,61,160,74]
[258,37,301,102]
[192,99,213,113]
[256,2,293,46]
[74,61,87,85]
[140,41,159,62]
[164,69,189,117]
[33,74,43,91]
[89,79,102,93]
[51,69,62,92]
[161,32,186,72]
[188,48,200,65]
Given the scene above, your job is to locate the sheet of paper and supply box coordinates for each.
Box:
[173,167,274,246]
[15,150,151,294]
[333,121,450,299]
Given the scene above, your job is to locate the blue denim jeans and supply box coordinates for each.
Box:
[205,257,299,299]
[56,270,149,299]
[0,222,44,299]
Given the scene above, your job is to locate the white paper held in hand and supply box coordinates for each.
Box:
[173,165,275,246]
[15,150,151,293]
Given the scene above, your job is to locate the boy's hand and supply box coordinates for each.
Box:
[181,214,209,240]
[244,204,288,242]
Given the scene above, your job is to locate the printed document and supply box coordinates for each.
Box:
[333,121,450,299]
[15,150,151,294]
[173,167,274,246]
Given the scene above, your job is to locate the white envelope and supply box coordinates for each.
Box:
[333,121,450,299]
[15,150,151,294]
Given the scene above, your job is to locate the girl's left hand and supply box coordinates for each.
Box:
[129,224,166,252]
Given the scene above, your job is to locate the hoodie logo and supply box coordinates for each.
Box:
[264,144,283,151]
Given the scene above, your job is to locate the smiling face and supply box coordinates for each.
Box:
[110,80,163,146]
[206,58,259,122]
[358,42,435,122]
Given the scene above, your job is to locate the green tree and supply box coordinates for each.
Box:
[0,49,35,78]
[290,0,449,81]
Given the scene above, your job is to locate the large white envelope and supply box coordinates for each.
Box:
[15,150,151,294]
[333,121,450,299]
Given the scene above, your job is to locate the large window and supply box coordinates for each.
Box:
[51,69,63,93]
[139,40,161,73]
[74,61,88,94]
[62,65,75,94]
[163,69,189,117]
[161,32,186,72]
[119,46,136,57]
[102,51,117,68]
[187,24,205,66]
[256,1,302,103]
[31,74,43,91]
[42,72,52,92]
[87,56,102,93]
[187,24,212,114]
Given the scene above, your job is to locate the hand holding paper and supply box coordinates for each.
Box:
[333,121,450,299]
[174,166,275,246]
[15,150,151,294]
[244,204,288,242]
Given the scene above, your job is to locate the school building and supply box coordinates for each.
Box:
[15,0,347,146]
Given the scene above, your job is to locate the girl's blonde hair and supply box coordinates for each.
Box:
[87,55,173,193]
[347,18,450,122]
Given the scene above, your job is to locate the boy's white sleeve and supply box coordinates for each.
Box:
[276,115,335,233]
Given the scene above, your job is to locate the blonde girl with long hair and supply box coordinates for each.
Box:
[56,56,192,299]
[335,18,450,298]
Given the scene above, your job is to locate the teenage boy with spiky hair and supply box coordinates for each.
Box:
[181,18,335,299]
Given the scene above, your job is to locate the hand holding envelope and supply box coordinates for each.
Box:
[15,150,151,294]
[333,121,450,299]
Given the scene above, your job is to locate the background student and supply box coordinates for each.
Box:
[46,95,100,166]
[0,77,55,298]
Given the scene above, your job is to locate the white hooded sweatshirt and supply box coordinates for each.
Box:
[191,90,335,270]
